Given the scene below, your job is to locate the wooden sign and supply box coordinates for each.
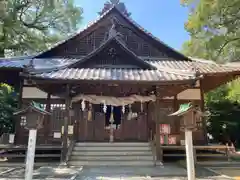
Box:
[168,135,177,145]
[160,124,171,134]
[61,125,74,135]
[53,132,61,138]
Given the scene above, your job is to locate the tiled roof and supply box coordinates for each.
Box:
[0,57,78,70]
[0,58,31,69]
[143,58,240,74]
[34,68,196,82]
[1,56,239,76]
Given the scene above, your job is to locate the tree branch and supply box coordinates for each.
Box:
[217,37,240,58]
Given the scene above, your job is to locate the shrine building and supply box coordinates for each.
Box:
[0,1,239,165]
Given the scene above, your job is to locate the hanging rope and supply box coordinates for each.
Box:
[72,94,156,106]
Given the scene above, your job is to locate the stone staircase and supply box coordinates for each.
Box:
[68,142,155,167]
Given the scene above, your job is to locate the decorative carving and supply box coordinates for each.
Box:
[108,47,117,58]
[107,16,125,43]
[98,0,131,17]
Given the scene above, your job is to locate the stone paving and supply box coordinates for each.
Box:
[0,166,80,180]
[0,164,234,180]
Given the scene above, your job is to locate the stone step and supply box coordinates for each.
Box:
[70,155,153,161]
[75,142,150,147]
[68,160,154,167]
[71,150,152,156]
[73,146,151,151]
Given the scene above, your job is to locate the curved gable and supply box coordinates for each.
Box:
[36,7,188,61]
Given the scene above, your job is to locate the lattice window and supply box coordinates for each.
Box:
[51,104,65,131]
[20,116,27,127]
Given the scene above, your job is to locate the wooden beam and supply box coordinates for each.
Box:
[44,93,51,144]
[200,79,208,144]
[61,84,70,162]
[18,78,23,108]
[14,77,23,144]
[155,86,163,161]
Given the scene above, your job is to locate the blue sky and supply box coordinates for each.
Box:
[74,0,190,51]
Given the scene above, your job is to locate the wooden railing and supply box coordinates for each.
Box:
[162,145,233,162]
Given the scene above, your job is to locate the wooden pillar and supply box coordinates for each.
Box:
[14,78,23,144]
[173,95,179,133]
[155,86,163,161]
[44,93,51,144]
[18,78,23,108]
[61,84,70,162]
[200,80,208,144]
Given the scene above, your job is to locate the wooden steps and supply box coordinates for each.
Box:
[68,142,155,167]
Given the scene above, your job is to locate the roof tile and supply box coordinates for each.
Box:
[35,68,195,82]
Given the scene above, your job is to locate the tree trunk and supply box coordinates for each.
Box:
[0,48,4,57]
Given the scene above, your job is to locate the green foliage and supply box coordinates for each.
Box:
[0,0,83,56]
[0,83,17,136]
[206,99,240,146]
[181,0,240,62]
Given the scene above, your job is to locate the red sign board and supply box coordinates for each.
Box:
[168,135,177,145]
[160,124,171,134]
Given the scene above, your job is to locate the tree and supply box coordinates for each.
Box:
[181,0,240,146]
[0,0,83,57]
[181,0,240,62]
[0,83,17,136]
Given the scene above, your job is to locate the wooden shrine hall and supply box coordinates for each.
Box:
[0,1,240,164]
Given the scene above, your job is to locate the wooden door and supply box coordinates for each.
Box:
[77,110,148,142]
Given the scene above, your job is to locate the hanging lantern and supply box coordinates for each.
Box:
[127,104,132,120]
[81,100,86,111]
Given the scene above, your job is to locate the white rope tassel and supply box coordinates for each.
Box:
[128,104,132,120]
[81,100,86,111]
[122,105,125,114]
[103,102,107,113]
